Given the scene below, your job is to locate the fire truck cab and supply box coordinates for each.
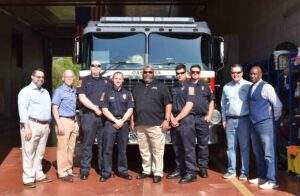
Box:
[73,17,225,144]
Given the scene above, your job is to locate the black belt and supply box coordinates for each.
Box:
[29,117,48,124]
[116,117,122,119]
[194,114,206,117]
[227,115,248,119]
[60,116,76,120]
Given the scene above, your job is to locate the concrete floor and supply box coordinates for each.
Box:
[0,118,299,196]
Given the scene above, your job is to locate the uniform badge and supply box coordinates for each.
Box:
[100,92,105,101]
[201,86,205,91]
[123,94,127,100]
[188,87,195,95]
[181,86,185,91]
[109,96,115,100]
[152,86,158,90]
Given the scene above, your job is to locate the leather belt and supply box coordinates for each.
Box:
[60,116,76,120]
[226,115,248,119]
[29,117,48,124]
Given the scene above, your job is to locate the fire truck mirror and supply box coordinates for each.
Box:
[73,36,82,64]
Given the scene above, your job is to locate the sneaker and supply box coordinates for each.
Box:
[223,172,236,179]
[239,174,248,181]
[259,181,279,189]
[249,178,267,185]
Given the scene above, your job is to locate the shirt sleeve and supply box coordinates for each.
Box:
[51,88,61,106]
[76,77,87,95]
[18,88,29,123]
[262,84,283,121]
[99,90,108,108]
[220,85,227,121]
[162,84,172,105]
[127,92,135,109]
[186,84,196,103]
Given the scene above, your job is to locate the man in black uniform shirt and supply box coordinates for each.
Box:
[190,64,215,178]
[77,60,109,181]
[100,72,134,182]
[131,65,172,183]
[167,64,196,184]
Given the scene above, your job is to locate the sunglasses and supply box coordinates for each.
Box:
[90,64,101,68]
[176,71,186,75]
[33,75,44,79]
[191,71,200,74]
[231,71,242,74]
[143,71,153,74]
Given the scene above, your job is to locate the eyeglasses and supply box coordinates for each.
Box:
[176,71,186,75]
[143,71,153,74]
[231,71,242,75]
[33,75,44,79]
[191,71,200,74]
[90,64,101,68]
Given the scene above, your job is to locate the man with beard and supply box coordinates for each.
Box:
[248,66,282,189]
[131,65,172,183]
[18,68,52,188]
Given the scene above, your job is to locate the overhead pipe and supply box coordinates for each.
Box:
[0,1,206,7]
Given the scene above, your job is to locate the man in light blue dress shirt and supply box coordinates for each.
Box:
[221,64,252,181]
[18,68,52,188]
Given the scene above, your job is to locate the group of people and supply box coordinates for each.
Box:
[221,64,282,189]
[17,61,282,190]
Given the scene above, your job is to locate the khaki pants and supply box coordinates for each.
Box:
[136,125,165,177]
[56,118,77,177]
[21,121,50,184]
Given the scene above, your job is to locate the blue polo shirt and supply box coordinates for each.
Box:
[52,83,77,117]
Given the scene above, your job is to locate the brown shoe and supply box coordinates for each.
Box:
[60,175,74,183]
[24,182,36,188]
[36,176,53,183]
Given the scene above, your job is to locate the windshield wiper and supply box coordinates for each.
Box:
[101,61,141,76]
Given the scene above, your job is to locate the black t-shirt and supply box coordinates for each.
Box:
[132,79,172,126]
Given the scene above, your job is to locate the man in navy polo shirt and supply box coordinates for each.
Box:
[52,69,78,183]
[248,66,282,189]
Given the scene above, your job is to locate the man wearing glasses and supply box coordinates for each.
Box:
[221,64,252,181]
[52,70,78,183]
[131,65,172,183]
[190,64,215,178]
[77,60,109,181]
[18,69,52,188]
[167,64,197,184]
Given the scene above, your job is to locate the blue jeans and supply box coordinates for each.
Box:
[250,118,277,184]
[226,117,250,175]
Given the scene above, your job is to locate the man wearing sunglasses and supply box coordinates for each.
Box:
[167,64,197,184]
[77,60,109,181]
[190,64,215,179]
[131,65,172,183]
[221,64,252,181]
[18,68,52,188]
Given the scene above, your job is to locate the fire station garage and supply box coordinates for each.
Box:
[0,0,299,195]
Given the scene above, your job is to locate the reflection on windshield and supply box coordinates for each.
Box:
[149,33,212,70]
[89,33,146,70]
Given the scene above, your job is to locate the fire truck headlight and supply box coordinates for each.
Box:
[211,109,221,125]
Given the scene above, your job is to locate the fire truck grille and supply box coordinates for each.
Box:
[123,78,176,91]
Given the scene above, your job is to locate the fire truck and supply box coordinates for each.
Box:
[73,17,225,144]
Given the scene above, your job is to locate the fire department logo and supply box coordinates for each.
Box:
[123,94,127,100]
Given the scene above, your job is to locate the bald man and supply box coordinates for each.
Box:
[52,70,79,183]
[248,66,282,189]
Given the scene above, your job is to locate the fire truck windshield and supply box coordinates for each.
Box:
[149,33,213,71]
[83,32,146,70]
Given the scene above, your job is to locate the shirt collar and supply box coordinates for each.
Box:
[62,83,74,92]
[253,79,263,87]
[29,82,44,92]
